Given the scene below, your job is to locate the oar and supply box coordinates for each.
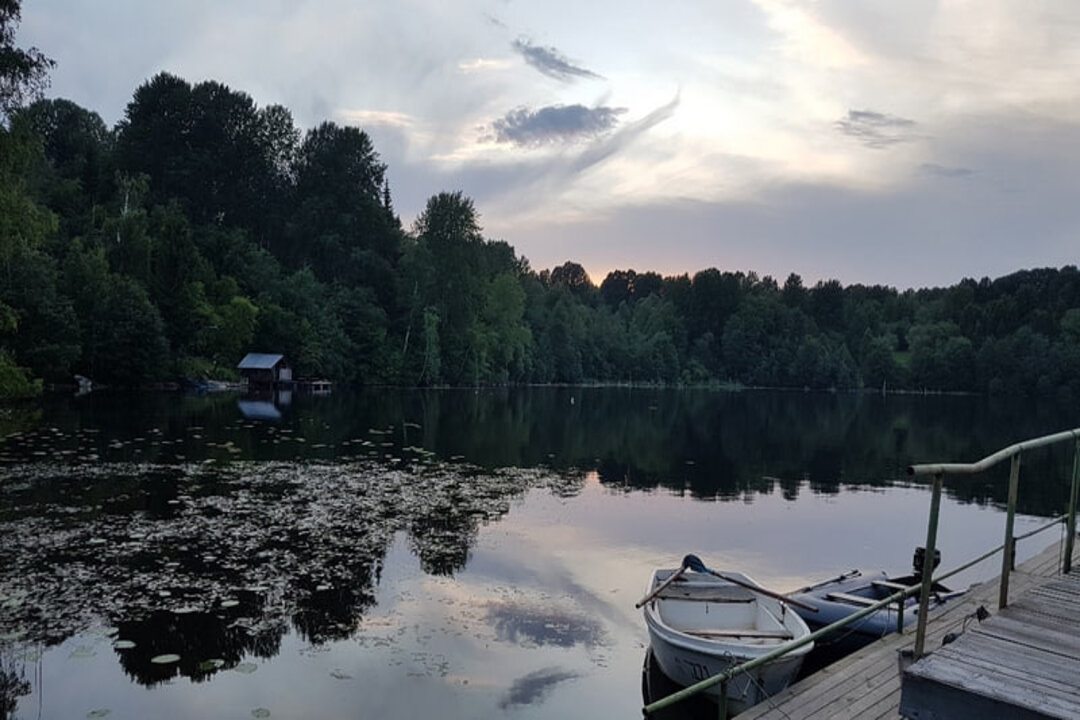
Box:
[682,554,819,613]
[792,568,861,595]
[635,563,688,609]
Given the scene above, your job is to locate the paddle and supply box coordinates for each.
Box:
[682,554,819,613]
[635,562,689,609]
[793,568,861,594]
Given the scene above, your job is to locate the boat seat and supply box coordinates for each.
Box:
[656,590,754,603]
[684,628,794,640]
[871,580,912,592]
[826,592,880,607]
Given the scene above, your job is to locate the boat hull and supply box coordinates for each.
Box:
[646,624,806,713]
[790,571,965,654]
[642,568,811,714]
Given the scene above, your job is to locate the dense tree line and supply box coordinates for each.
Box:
[1,14,1078,399]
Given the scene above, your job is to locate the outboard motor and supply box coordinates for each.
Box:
[913,546,941,579]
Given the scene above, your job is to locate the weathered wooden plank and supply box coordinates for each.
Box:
[683,628,793,639]
[973,615,1080,660]
[903,652,1080,717]
[767,652,898,719]
[1001,601,1080,635]
[828,675,902,720]
[901,666,1067,720]
[943,633,1080,694]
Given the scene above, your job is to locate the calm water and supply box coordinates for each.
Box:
[1,388,1077,719]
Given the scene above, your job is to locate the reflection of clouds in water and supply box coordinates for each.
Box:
[498,666,581,709]
[486,601,605,648]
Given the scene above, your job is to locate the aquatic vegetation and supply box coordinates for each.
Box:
[0,458,578,684]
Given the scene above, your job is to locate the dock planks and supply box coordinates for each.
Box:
[736,536,1080,720]
[900,573,1080,719]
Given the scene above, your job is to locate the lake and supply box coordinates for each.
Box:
[1,388,1077,719]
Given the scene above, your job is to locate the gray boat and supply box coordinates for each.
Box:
[789,548,966,655]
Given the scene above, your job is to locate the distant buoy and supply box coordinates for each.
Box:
[570,396,575,405]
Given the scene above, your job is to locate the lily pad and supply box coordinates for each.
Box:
[150,653,181,664]
[329,668,352,680]
[112,640,136,650]
[234,661,258,674]
[251,710,271,719]
[87,710,111,719]
[220,599,240,608]
[198,658,225,672]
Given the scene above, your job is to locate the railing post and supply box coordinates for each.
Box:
[914,471,943,658]
[999,452,1021,609]
[896,595,905,634]
[1065,440,1080,574]
[717,679,728,720]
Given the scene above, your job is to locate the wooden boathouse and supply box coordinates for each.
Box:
[237,353,292,388]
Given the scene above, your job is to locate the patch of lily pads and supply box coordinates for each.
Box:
[0,457,581,684]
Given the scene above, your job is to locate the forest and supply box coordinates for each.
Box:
[1,7,1079,400]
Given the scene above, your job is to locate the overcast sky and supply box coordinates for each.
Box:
[21,0,1080,288]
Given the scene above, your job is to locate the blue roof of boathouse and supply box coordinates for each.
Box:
[237,353,286,370]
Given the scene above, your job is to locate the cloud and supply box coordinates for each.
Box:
[337,109,413,128]
[490,104,626,146]
[836,109,918,148]
[483,12,507,30]
[498,667,580,709]
[567,93,679,173]
[457,57,513,74]
[920,162,974,178]
[511,38,603,82]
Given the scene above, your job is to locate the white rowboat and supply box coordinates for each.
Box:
[642,567,813,714]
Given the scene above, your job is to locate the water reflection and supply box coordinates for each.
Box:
[2,388,1076,513]
[498,667,581,709]
[486,601,605,648]
[0,388,1077,718]
[0,458,579,693]
[113,609,283,687]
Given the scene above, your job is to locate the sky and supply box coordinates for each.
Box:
[19,0,1080,288]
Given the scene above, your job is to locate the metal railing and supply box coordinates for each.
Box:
[907,428,1080,655]
[642,427,1080,719]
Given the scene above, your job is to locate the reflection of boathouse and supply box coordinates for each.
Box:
[237,388,292,421]
[237,353,291,388]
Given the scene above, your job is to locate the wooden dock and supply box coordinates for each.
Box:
[738,536,1080,720]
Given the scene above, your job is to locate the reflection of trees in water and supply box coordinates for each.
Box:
[377,388,1075,513]
[0,653,30,720]
[114,608,285,687]
[13,389,1074,513]
[0,460,568,687]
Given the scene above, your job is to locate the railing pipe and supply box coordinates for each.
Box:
[909,428,1080,477]
[1066,440,1080,574]
[999,453,1021,608]
[913,471,943,658]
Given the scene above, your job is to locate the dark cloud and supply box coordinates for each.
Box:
[483,12,507,30]
[836,109,918,148]
[491,104,626,146]
[920,162,974,178]
[511,38,603,82]
[498,667,581,709]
